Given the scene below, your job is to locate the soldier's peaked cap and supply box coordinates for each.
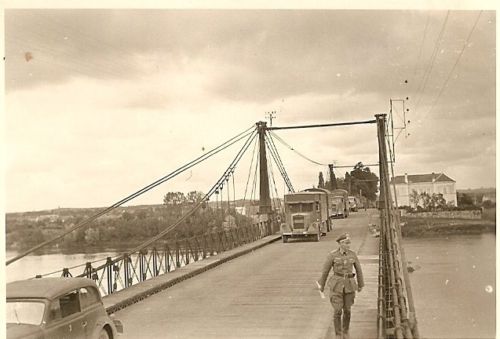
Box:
[336,233,350,243]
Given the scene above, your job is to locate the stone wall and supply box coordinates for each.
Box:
[403,209,482,220]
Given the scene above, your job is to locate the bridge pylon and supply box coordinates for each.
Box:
[256,121,272,217]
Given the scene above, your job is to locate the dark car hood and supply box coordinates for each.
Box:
[7,323,43,339]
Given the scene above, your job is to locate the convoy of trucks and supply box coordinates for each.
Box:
[280,187,361,243]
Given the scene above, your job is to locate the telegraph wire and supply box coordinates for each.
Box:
[413,11,450,116]
[423,11,483,118]
[409,13,431,96]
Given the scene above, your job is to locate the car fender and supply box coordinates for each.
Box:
[90,318,116,338]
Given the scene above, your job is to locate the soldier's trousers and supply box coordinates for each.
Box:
[330,291,355,334]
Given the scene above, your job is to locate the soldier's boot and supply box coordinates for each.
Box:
[333,308,343,338]
[342,307,351,338]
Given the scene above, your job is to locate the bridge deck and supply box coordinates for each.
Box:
[111,210,380,339]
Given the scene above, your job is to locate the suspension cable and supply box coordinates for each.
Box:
[267,151,282,212]
[6,125,256,266]
[125,129,258,255]
[249,148,259,203]
[264,136,291,192]
[243,136,259,202]
[265,133,295,192]
[269,131,328,166]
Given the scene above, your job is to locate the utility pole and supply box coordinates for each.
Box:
[265,111,276,127]
[256,121,272,216]
[389,98,410,163]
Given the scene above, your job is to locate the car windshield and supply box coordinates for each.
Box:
[6,300,46,325]
[332,197,343,204]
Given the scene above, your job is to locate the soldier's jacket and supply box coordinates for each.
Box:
[318,248,364,294]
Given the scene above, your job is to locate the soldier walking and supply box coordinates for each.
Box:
[318,233,364,339]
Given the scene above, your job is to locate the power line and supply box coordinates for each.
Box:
[409,13,431,97]
[413,11,450,116]
[423,11,483,118]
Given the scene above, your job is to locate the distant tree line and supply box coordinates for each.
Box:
[6,191,255,253]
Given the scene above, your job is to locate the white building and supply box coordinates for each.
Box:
[390,172,457,207]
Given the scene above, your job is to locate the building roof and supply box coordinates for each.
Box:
[390,173,455,184]
[7,277,97,300]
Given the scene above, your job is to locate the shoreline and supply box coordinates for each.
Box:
[401,217,495,237]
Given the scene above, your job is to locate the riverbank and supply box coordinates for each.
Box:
[6,240,143,256]
[401,217,495,237]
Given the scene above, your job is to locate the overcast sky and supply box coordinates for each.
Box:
[3,5,496,212]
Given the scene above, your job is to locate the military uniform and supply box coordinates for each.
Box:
[318,234,364,338]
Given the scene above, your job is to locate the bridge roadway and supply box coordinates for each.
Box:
[110,210,380,338]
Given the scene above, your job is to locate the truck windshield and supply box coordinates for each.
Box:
[288,203,313,213]
[332,197,343,204]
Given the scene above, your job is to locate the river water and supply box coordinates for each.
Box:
[5,234,496,338]
[5,251,119,283]
[403,233,496,339]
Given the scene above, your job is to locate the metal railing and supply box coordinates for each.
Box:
[376,114,419,339]
[37,220,276,296]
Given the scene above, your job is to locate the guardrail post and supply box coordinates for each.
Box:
[106,257,113,295]
[153,248,159,276]
[165,245,171,273]
[176,242,181,268]
[139,250,147,281]
[124,254,131,288]
[83,262,92,279]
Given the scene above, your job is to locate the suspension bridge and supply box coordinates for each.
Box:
[6,114,419,339]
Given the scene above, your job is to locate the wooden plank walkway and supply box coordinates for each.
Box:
[110,210,381,339]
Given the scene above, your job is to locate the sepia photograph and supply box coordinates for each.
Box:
[2,2,496,338]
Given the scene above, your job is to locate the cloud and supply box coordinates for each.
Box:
[4,9,496,211]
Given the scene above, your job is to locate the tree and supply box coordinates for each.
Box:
[84,227,100,245]
[318,172,325,189]
[348,162,379,201]
[163,192,186,205]
[186,191,204,204]
[122,211,133,221]
[430,193,447,210]
[457,193,475,207]
[409,190,420,208]
[420,192,432,209]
